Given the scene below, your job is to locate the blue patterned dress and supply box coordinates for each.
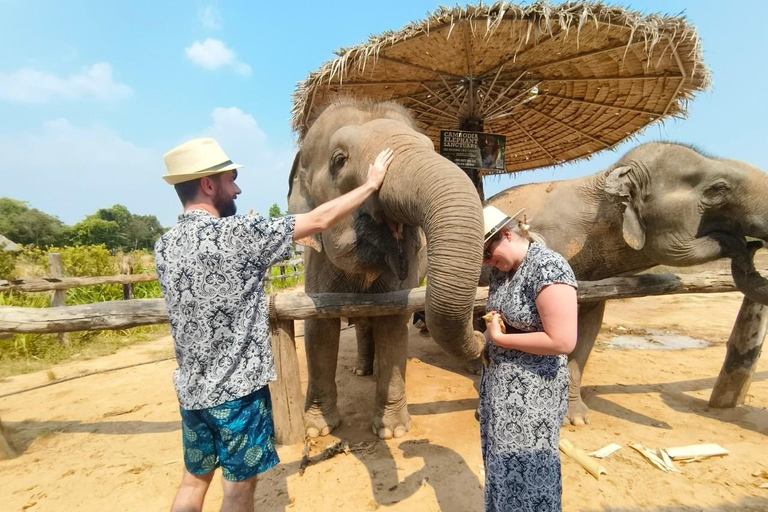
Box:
[480,242,577,512]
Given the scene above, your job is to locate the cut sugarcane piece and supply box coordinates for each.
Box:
[630,444,672,472]
[665,444,729,460]
[588,443,622,459]
[559,438,607,480]
[658,448,680,472]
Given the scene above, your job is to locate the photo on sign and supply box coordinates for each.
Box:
[439,130,506,171]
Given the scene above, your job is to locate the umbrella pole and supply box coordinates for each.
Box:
[459,117,485,201]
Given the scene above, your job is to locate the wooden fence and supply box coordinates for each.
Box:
[1,262,766,446]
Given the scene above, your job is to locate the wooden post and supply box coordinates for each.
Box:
[0,416,16,460]
[709,297,768,408]
[48,252,69,345]
[459,116,486,201]
[120,258,133,300]
[268,318,305,445]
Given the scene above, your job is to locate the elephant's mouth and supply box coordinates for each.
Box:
[353,211,417,282]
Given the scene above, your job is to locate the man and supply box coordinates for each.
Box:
[155,137,393,512]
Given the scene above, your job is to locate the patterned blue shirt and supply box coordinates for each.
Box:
[154,209,295,410]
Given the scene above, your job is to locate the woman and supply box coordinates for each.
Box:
[479,205,578,512]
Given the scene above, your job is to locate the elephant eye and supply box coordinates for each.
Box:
[330,150,348,176]
[704,179,730,194]
[702,179,730,204]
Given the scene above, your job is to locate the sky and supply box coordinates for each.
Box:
[1,0,766,228]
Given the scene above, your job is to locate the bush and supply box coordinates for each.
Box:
[0,245,166,377]
[0,249,16,280]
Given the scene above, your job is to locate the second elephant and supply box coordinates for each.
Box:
[487,142,768,425]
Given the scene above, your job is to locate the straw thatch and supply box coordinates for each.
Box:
[292,1,710,174]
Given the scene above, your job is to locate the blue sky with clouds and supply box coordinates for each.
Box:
[1,0,765,227]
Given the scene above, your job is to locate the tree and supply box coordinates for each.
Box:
[79,204,165,250]
[269,203,283,218]
[125,214,164,250]
[0,197,66,246]
[69,218,122,248]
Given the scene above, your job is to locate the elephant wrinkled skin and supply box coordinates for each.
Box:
[288,99,484,439]
[487,142,768,425]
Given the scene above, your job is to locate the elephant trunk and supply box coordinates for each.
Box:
[731,241,768,305]
[377,147,484,361]
[730,169,768,304]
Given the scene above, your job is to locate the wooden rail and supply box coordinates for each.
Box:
[0,269,762,446]
[0,274,158,293]
[0,271,741,332]
[0,259,304,293]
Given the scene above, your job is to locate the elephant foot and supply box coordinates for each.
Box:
[563,398,590,426]
[463,357,483,376]
[304,406,341,438]
[371,409,411,440]
[354,358,374,376]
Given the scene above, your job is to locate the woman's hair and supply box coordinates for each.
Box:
[510,216,546,246]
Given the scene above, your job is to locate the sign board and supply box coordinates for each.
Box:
[439,130,506,171]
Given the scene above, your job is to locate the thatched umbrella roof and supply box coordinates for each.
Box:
[292,1,710,174]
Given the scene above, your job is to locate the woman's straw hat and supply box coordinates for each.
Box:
[483,205,525,243]
[162,138,243,185]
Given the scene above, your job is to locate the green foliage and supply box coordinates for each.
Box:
[58,244,117,276]
[0,198,165,251]
[0,249,16,280]
[0,245,166,377]
[268,203,283,218]
[0,324,169,378]
[0,197,67,246]
[83,204,164,251]
[69,218,122,250]
[266,261,304,290]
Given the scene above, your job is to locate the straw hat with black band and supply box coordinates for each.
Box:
[483,205,525,244]
[162,138,243,185]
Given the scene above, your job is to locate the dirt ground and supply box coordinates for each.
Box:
[1,290,766,511]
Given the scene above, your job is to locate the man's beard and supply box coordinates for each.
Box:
[214,190,237,218]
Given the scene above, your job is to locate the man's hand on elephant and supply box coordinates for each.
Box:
[367,148,394,190]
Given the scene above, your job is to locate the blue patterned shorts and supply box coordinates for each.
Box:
[179,386,280,481]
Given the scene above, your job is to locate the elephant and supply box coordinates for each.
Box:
[486,141,768,425]
[288,98,485,439]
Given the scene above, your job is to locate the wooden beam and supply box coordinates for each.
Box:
[0,274,159,293]
[0,271,741,333]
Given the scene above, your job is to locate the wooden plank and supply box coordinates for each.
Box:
[1,263,300,292]
[709,297,768,408]
[268,319,305,445]
[0,299,170,333]
[0,273,158,293]
[0,271,741,333]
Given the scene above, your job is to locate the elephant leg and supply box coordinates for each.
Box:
[371,314,411,439]
[303,317,342,438]
[565,300,606,426]
[353,317,375,376]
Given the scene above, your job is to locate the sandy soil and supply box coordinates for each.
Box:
[0,290,766,511]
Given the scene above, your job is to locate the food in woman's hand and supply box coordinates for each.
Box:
[482,313,506,333]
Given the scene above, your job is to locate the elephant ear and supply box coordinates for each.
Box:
[604,165,646,250]
[287,152,323,252]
